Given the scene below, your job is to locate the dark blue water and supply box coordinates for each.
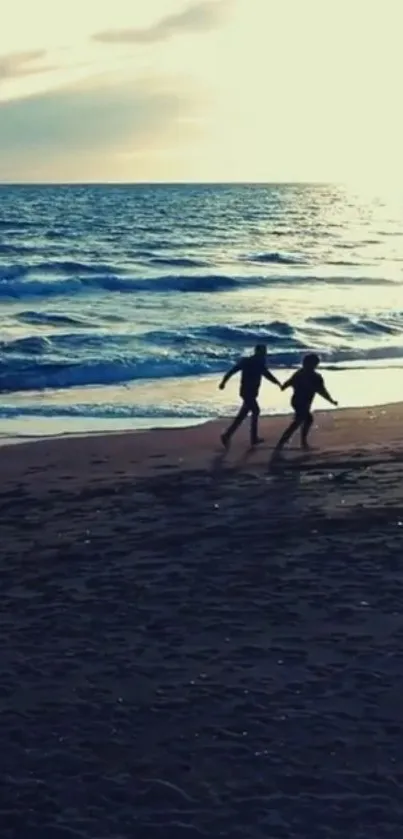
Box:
[0,183,402,429]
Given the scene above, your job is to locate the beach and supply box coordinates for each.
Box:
[2,403,403,838]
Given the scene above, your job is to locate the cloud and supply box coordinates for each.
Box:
[0,75,202,181]
[93,0,231,45]
[0,50,52,81]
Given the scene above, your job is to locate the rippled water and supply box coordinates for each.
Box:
[0,183,402,434]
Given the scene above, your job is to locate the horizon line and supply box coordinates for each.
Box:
[0,180,337,187]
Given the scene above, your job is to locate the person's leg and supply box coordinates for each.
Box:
[250,399,263,445]
[301,411,313,449]
[221,400,249,447]
[275,411,303,450]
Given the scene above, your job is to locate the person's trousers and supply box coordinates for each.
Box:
[277,405,313,447]
[224,396,260,444]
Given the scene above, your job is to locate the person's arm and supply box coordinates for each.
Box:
[317,376,338,406]
[219,361,242,390]
[263,368,281,387]
[280,374,296,392]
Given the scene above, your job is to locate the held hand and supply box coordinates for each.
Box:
[219,382,225,391]
[332,399,338,406]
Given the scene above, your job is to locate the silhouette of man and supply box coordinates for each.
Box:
[275,353,337,451]
[219,344,281,448]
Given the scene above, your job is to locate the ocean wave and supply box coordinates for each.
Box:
[307,313,403,336]
[1,331,133,357]
[149,256,210,268]
[0,273,247,298]
[146,321,298,348]
[0,260,121,283]
[45,230,70,239]
[0,270,396,299]
[0,336,52,355]
[2,309,403,373]
[0,402,216,420]
[131,249,157,259]
[327,259,364,267]
[16,311,95,328]
[246,251,306,265]
[33,260,121,276]
[0,244,39,256]
[0,356,225,392]
[309,315,353,327]
[0,264,28,281]
[2,341,403,392]
[39,260,121,275]
[0,219,38,230]
[195,321,297,343]
[147,314,403,350]
[298,276,395,287]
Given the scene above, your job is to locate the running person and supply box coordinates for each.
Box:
[219,344,281,448]
[275,353,337,451]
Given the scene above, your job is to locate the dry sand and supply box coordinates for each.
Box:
[1,403,403,838]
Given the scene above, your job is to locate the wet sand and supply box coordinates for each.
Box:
[1,403,403,838]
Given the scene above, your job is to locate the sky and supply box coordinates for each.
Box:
[1,0,402,183]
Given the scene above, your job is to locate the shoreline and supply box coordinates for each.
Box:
[1,363,403,446]
[1,400,402,478]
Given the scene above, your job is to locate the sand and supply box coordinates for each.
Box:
[1,403,403,838]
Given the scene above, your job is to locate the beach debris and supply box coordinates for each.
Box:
[277,659,284,665]
[397,521,403,527]
[360,601,369,607]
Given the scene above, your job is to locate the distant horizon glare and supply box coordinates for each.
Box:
[0,180,335,186]
[1,0,402,185]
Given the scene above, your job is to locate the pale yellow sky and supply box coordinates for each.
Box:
[1,0,402,183]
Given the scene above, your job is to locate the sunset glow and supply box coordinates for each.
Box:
[1,0,402,183]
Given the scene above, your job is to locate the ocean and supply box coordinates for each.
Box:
[0,182,402,441]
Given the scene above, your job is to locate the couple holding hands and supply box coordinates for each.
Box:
[219,344,338,452]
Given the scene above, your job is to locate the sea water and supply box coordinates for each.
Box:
[0,182,402,441]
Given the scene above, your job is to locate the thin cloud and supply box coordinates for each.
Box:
[0,50,52,81]
[93,0,231,45]
[0,79,188,150]
[0,75,201,180]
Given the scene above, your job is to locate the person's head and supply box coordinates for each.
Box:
[254,343,267,359]
[303,352,320,371]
